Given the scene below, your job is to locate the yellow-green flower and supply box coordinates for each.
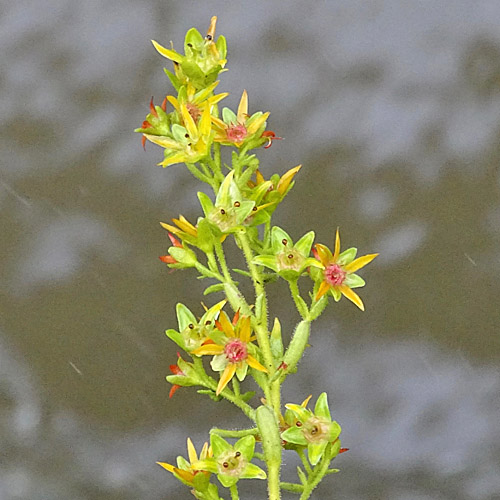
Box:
[191,312,268,395]
[211,90,270,148]
[157,437,212,488]
[168,81,228,123]
[312,229,378,311]
[143,101,212,167]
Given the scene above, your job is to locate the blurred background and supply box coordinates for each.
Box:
[1,1,500,499]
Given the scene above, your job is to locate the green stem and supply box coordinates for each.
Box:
[280,482,303,493]
[186,163,213,186]
[229,484,239,500]
[288,279,310,319]
[299,446,333,500]
[210,427,258,438]
[297,449,312,475]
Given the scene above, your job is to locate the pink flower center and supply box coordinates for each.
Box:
[226,123,248,143]
[224,339,248,364]
[324,263,346,286]
[186,102,201,122]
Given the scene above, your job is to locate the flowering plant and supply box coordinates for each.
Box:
[136,17,377,500]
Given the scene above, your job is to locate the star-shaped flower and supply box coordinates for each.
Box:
[191,312,268,395]
[312,229,378,311]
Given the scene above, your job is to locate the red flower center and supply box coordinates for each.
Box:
[324,263,346,286]
[186,102,202,122]
[226,123,247,143]
[224,339,248,363]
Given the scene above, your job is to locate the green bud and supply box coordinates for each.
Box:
[282,320,310,375]
[169,246,198,266]
[256,405,282,465]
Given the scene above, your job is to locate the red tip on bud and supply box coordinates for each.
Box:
[262,130,283,149]
[159,255,177,264]
[169,384,181,398]
[278,361,288,371]
[232,309,240,326]
[167,233,182,247]
[149,96,159,118]
[339,448,349,454]
[161,96,168,112]
[141,135,147,151]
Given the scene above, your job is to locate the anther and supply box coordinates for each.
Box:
[234,201,240,207]
[282,239,288,245]
[220,208,226,215]
[189,324,194,329]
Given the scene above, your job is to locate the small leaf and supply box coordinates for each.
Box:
[203,283,225,295]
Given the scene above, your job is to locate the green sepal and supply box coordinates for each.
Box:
[308,441,328,466]
[345,273,365,289]
[253,255,278,272]
[176,303,197,331]
[217,472,238,488]
[216,35,227,59]
[232,268,252,278]
[165,329,185,350]
[181,60,205,84]
[166,374,198,387]
[235,362,249,382]
[192,468,211,492]
[281,426,308,446]
[235,435,256,461]
[197,217,216,253]
[295,231,315,256]
[164,68,181,91]
[185,27,204,54]
[203,283,225,295]
[331,287,342,302]
[314,392,331,420]
[169,246,197,265]
[222,107,237,124]
[271,226,292,253]
[240,462,267,480]
[192,458,218,474]
[171,123,189,143]
[211,433,231,456]
[338,247,357,265]
[198,191,215,217]
[329,438,342,460]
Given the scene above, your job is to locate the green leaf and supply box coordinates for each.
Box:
[270,317,283,359]
[241,390,256,402]
[203,283,225,295]
[165,329,185,350]
[197,217,216,252]
[297,466,307,485]
[198,191,215,216]
[252,255,278,272]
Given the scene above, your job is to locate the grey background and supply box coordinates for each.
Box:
[1,1,500,499]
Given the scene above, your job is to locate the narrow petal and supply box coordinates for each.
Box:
[199,103,212,137]
[191,344,225,356]
[247,354,268,373]
[143,134,179,149]
[207,16,217,40]
[186,438,198,463]
[301,395,313,408]
[315,281,331,300]
[344,253,379,273]
[157,461,175,473]
[338,285,365,311]
[246,111,270,135]
[277,165,302,195]
[181,103,198,140]
[216,364,237,395]
[314,244,331,267]
[333,228,340,260]
[174,216,198,237]
[151,40,183,63]
[237,90,248,122]
[238,317,251,343]
[217,311,235,337]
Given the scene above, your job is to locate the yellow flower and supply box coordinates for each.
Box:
[157,438,212,486]
[143,102,212,167]
[211,90,270,148]
[313,229,378,311]
[191,312,268,395]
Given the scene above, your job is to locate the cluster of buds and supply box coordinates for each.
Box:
[137,17,378,500]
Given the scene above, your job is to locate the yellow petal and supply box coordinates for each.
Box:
[174,216,198,237]
[333,228,340,260]
[158,153,188,167]
[237,90,248,122]
[210,115,227,130]
[315,281,331,301]
[199,104,212,138]
[143,134,179,149]
[247,355,268,373]
[301,395,313,408]
[200,442,211,460]
[167,95,179,111]
[246,111,270,135]
[216,364,237,395]
[314,244,331,267]
[277,165,302,195]
[157,461,176,473]
[151,40,183,63]
[181,103,198,140]
[344,253,379,273]
[238,316,251,343]
[191,344,225,356]
[218,311,235,338]
[160,221,179,234]
[338,285,365,311]
[186,438,198,463]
